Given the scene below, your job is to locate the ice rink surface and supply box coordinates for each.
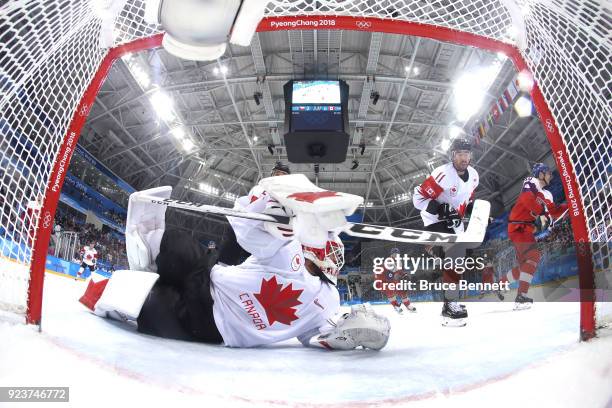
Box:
[1,272,611,408]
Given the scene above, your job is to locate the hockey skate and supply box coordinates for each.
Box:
[496,290,505,301]
[404,304,417,313]
[441,301,467,327]
[514,293,533,310]
[393,304,404,315]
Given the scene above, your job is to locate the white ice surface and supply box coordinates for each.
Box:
[1,273,611,408]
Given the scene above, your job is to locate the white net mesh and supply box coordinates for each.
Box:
[0,0,609,329]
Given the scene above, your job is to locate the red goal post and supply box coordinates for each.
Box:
[0,1,608,340]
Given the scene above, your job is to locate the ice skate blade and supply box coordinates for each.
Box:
[513,303,532,311]
[441,316,467,327]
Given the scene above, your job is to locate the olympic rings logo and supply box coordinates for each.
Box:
[79,104,90,117]
[356,21,372,29]
[42,211,52,229]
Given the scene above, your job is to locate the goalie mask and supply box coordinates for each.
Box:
[302,237,344,285]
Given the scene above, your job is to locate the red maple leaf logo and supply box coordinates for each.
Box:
[254,276,303,326]
[287,191,339,203]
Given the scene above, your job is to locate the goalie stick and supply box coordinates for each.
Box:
[132,195,490,247]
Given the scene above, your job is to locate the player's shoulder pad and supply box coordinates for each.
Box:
[467,166,479,183]
[430,163,451,184]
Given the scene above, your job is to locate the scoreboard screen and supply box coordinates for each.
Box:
[283,80,349,163]
[288,80,345,133]
[292,80,341,104]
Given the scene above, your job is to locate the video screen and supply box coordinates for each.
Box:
[292,81,341,104]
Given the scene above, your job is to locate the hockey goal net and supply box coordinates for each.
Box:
[0,0,609,338]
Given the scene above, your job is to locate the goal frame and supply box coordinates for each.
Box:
[25,15,597,340]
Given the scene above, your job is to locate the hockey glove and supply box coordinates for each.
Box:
[437,203,461,229]
[534,213,552,232]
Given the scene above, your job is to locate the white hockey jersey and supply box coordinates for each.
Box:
[412,163,479,229]
[209,192,340,348]
[81,246,98,266]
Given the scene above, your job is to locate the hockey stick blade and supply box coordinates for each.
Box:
[343,200,490,247]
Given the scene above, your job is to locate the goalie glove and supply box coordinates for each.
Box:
[316,303,391,350]
[259,174,363,248]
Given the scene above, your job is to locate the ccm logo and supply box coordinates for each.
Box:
[348,224,457,243]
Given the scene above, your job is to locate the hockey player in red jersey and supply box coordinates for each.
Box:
[503,163,568,309]
[376,248,416,314]
[412,138,479,326]
[79,175,391,351]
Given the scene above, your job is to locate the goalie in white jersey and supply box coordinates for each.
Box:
[412,138,479,326]
[79,174,390,351]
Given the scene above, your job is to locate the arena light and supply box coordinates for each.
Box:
[453,64,501,121]
[223,191,238,202]
[181,138,195,152]
[514,96,533,117]
[171,127,185,139]
[405,66,419,75]
[130,64,150,89]
[440,139,451,152]
[448,125,463,139]
[214,65,229,76]
[516,70,535,92]
[453,72,485,121]
[198,182,219,196]
[150,90,176,121]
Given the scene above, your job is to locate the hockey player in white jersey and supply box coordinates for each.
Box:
[79,175,390,350]
[77,241,98,279]
[412,138,479,326]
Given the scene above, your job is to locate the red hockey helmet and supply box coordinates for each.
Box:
[302,236,344,285]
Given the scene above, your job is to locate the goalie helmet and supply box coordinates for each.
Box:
[271,161,290,176]
[302,236,344,285]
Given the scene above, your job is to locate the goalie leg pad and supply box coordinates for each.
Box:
[94,270,160,320]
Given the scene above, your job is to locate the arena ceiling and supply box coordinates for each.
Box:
[78,29,553,233]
